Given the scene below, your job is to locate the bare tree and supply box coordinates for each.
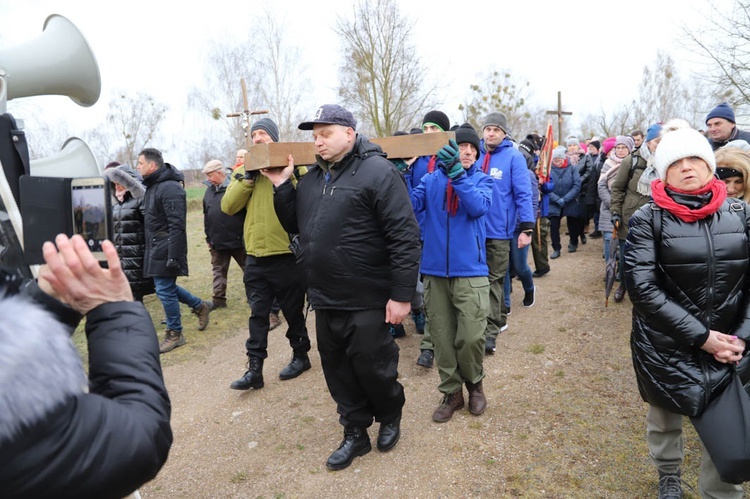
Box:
[681,0,750,120]
[94,91,167,167]
[458,69,544,140]
[631,51,692,129]
[579,103,639,140]
[335,0,435,137]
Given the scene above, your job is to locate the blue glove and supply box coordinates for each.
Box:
[555,198,565,207]
[437,139,463,179]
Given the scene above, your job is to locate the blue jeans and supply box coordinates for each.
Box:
[503,233,534,307]
[153,276,202,332]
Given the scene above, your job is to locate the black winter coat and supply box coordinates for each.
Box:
[203,178,245,251]
[625,196,750,417]
[142,164,189,277]
[112,192,154,298]
[273,134,421,310]
[0,300,172,498]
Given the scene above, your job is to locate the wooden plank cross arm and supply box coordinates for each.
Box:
[245,131,456,171]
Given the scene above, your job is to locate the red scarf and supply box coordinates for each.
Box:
[446,180,459,217]
[427,155,437,173]
[481,152,491,174]
[650,178,727,223]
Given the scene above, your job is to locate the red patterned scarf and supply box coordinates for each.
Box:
[650,178,727,223]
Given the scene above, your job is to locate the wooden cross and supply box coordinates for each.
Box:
[545,91,572,146]
[245,131,455,170]
[225,78,269,149]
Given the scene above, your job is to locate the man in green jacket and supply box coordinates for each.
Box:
[222,118,311,390]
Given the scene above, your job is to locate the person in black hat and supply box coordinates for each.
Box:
[261,104,421,471]
[411,123,494,422]
[705,101,750,151]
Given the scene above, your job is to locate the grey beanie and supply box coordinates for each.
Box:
[250,117,280,142]
[482,112,509,134]
[552,146,567,160]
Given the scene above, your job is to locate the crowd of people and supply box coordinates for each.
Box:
[7,100,750,497]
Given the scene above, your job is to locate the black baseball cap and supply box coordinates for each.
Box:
[298,104,357,131]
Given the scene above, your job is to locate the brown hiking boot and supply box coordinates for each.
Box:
[159,329,186,354]
[432,390,465,423]
[192,300,211,331]
[466,380,487,415]
[269,312,282,331]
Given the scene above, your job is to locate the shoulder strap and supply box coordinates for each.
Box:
[651,202,662,246]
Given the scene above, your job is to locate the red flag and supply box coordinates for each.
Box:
[536,122,554,182]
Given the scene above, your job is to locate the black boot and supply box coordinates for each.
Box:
[279,353,311,380]
[229,356,264,390]
[326,426,371,470]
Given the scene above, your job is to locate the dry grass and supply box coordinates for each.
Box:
[72,203,748,498]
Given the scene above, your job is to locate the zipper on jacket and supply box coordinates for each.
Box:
[701,220,714,410]
[445,208,450,277]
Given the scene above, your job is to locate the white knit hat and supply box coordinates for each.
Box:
[654,127,716,181]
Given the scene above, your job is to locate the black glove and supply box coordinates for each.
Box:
[244,169,259,182]
[611,214,622,228]
[166,258,180,272]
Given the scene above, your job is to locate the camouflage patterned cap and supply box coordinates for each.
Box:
[298,104,357,131]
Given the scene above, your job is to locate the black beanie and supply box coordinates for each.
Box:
[589,140,601,151]
[422,110,450,133]
[454,123,480,159]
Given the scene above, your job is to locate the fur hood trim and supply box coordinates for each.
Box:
[103,165,146,199]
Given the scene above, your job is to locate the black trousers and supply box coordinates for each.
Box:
[243,253,310,359]
[550,215,584,250]
[315,308,405,428]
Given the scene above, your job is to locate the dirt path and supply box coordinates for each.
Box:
[138,236,746,498]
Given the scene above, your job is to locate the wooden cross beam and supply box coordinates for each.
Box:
[225,78,269,149]
[545,91,572,146]
[244,131,455,170]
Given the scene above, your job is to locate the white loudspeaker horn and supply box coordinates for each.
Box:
[0,14,101,107]
[30,137,101,178]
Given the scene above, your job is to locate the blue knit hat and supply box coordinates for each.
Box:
[706,102,736,124]
[645,123,663,143]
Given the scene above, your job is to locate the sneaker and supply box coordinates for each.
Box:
[500,324,509,332]
[550,250,561,259]
[192,300,211,331]
[159,329,186,354]
[269,312,282,331]
[523,288,535,308]
[411,310,425,334]
[416,349,434,368]
[657,471,682,499]
[389,324,406,338]
[485,336,496,355]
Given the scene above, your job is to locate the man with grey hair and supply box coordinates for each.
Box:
[477,112,535,354]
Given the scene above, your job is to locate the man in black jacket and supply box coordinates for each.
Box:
[262,104,421,471]
[202,159,246,310]
[138,148,211,353]
[0,234,172,498]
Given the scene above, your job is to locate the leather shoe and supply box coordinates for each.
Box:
[376,416,401,452]
[416,349,434,368]
[279,354,311,380]
[550,250,561,259]
[326,427,371,470]
[432,390,465,423]
[567,243,577,253]
[580,234,587,244]
[532,268,550,278]
[466,380,487,415]
[614,283,626,303]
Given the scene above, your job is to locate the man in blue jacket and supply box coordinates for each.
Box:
[477,112,535,354]
[411,123,494,422]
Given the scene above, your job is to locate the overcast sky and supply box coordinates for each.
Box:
[0,0,711,164]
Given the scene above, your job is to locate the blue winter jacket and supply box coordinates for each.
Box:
[477,138,535,239]
[411,164,493,277]
[405,155,436,238]
[514,169,540,233]
[548,163,582,218]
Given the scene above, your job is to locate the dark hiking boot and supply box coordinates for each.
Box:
[159,329,185,354]
[326,426,371,470]
[432,390,465,422]
[210,299,226,310]
[192,300,211,331]
[279,353,311,380]
[657,470,682,499]
[614,283,627,302]
[416,349,434,368]
[411,310,426,334]
[465,380,487,416]
[230,356,264,390]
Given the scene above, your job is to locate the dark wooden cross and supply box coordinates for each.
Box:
[545,91,572,146]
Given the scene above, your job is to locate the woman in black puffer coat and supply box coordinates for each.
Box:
[104,165,154,301]
[624,124,750,497]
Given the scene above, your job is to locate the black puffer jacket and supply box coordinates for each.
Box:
[274,134,421,310]
[105,166,154,298]
[625,197,750,417]
[141,163,188,277]
[203,176,245,251]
